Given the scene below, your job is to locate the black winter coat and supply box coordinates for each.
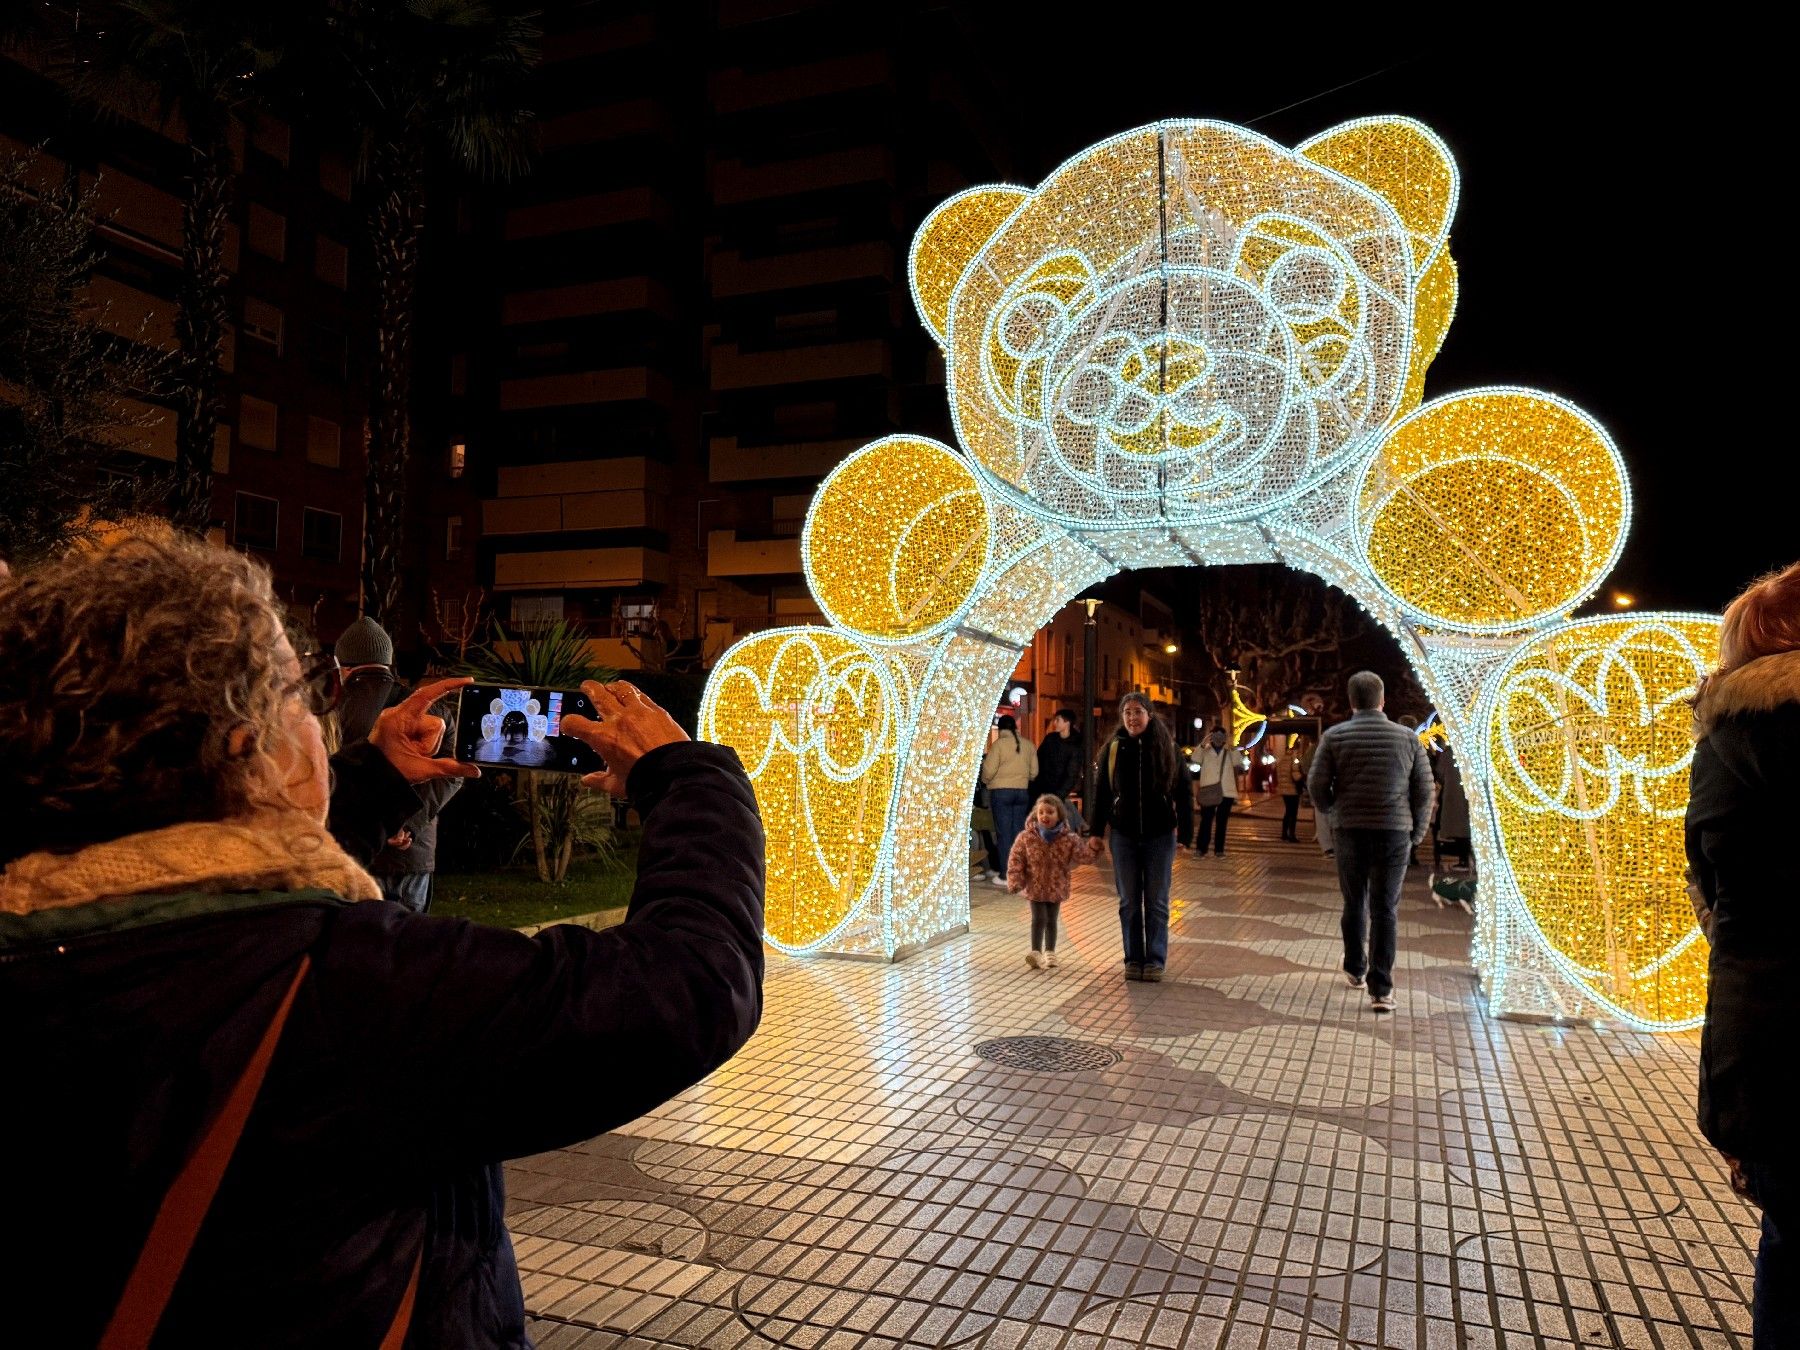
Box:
[0,741,765,1348]
[1034,731,1081,799]
[1686,649,1800,1161]
[1086,730,1180,840]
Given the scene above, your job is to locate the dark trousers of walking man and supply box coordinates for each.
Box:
[1335,828,1411,996]
[1196,800,1232,854]
[1280,793,1300,841]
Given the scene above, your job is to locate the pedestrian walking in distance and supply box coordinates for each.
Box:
[1686,559,1800,1345]
[1277,737,1307,842]
[1191,725,1239,855]
[1035,708,1087,830]
[1008,795,1084,969]
[1087,692,1182,983]
[981,715,1037,889]
[1306,671,1433,1013]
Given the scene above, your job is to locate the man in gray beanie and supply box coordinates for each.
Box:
[334,616,462,912]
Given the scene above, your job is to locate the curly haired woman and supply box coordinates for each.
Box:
[0,528,765,1348]
[1688,559,1800,1346]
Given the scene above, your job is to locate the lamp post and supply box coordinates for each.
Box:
[1081,599,1101,814]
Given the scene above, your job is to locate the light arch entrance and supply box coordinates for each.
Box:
[699,118,1716,1030]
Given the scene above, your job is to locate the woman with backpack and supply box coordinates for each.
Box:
[1086,692,1182,982]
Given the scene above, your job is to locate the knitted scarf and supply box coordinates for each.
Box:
[0,815,382,917]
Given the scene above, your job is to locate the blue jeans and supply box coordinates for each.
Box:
[1335,828,1410,997]
[990,789,1030,878]
[379,872,433,914]
[1745,1158,1795,1346]
[1110,830,1175,969]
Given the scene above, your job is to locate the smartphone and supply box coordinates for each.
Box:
[454,684,607,775]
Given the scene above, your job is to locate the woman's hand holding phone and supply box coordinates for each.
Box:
[560,680,689,797]
[371,677,481,784]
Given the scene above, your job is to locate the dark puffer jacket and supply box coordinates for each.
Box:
[1034,731,1082,799]
[1687,649,1800,1161]
[1086,730,1180,840]
[1307,708,1433,841]
[0,741,765,1348]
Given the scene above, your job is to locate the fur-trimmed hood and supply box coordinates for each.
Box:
[1694,648,1800,735]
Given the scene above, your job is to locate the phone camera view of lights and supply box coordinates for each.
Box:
[698,117,1718,1030]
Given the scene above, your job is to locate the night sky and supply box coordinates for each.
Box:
[954,24,1787,615]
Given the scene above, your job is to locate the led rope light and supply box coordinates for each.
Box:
[693,116,1719,1030]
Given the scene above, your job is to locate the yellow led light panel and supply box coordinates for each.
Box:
[700,630,901,952]
[1360,389,1628,631]
[1485,616,1719,1028]
[1298,115,1459,273]
[803,436,992,641]
[908,186,1029,346]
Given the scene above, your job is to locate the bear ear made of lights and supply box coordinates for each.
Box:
[699,117,1720,1030]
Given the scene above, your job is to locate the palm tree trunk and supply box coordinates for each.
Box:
[361,141,425,624]
[527,772,550,883]
[170,136,232,532]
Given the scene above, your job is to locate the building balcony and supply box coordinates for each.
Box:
[707,530,802,577]
[501,276,673,326]
[708,339,889,391]
[498,366,673,411]
[710,240,894,298]
[503,187,670,241]
[484,457,671,536]
[710,146,894,205]
[490,546,670,592]
[709,51,892,113]
[708,436,858,483]
[541,98,668,150]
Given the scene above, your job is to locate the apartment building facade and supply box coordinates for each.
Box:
[460,0,1019,669]
[0,48,374,640]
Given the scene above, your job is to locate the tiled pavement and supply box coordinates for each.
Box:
[509,801,1760,1349]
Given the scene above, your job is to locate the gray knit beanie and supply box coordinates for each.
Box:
[334,615,394,669]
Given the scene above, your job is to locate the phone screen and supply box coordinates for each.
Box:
[455,685,606,775]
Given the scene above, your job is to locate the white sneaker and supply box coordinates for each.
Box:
[991,875,1009,889]
[1370,993,1396,1012]
[1044,951,1059,968]
[1345,972,1365,989]
[1026,951,1044,969]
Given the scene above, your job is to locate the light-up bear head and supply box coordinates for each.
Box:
[910,122,1438,526]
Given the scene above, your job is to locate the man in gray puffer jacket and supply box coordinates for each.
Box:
[1307,671,1434,1012]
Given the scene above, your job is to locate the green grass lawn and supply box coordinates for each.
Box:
[434,839,638,929]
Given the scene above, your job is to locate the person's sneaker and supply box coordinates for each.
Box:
[991,875,1009,888]
[1044,951,1059,968]
[1026,951,1044,969]
[1124,962,1144,982]
[1370,993,1396,1012]
[1143,964,1164,982]
[1345,972,1366,989]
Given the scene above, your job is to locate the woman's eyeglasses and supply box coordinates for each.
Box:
[295,652,345,715]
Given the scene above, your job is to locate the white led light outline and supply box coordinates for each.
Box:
[1351,386,1634,635]
[907,182,1031,348]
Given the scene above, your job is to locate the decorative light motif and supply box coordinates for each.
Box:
[1357,390,1629,632]
[1481,615,1718,1028]
[802,436,992,642]
[696,116,1718,1030]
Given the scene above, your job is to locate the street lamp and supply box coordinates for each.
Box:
[1612,591,1635,609]
[1163,641,1179,654]
[1081,599,1101,812]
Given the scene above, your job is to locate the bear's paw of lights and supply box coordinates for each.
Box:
[802,436,993,643]
[1357,388,1630,633]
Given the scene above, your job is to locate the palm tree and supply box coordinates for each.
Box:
[303,0,537,624]
[74,2,277,532]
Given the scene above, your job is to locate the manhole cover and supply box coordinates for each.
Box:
[973,1036,1120,1072]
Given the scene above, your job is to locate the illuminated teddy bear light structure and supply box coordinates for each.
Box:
[699,117,1717,1030]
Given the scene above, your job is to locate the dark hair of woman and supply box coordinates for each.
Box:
[1116,692,1177,792]
[996,713,1020,747]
